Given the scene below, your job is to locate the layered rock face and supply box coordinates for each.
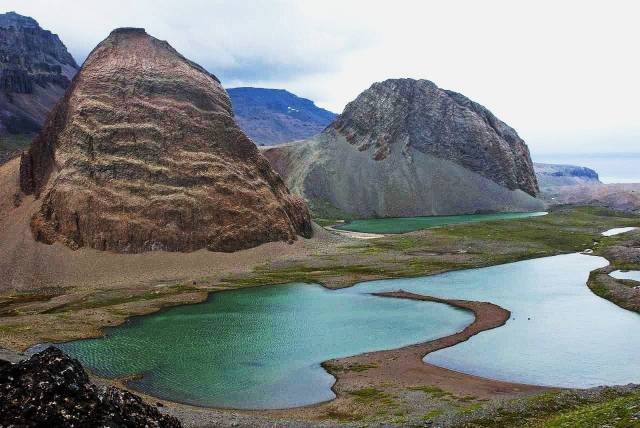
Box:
[0,347,181,427]
[0,12,78,162]
[19,28,312,253]
[263,79,543,218]
[228,87,336,145]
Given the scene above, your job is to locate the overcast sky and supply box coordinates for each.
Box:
[5,0,639,156]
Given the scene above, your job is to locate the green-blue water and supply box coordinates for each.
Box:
[54,283,473,409]
[334,211,548,234]
[54,252,640,409]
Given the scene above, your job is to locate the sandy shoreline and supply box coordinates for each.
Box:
[324,225,386,240]
[2,286,549,427]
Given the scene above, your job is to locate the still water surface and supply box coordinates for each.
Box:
[335,212,548,234]
[57,253,640,409]
[56,283,472,408]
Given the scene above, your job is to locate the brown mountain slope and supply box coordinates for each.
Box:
[18,28,311,253]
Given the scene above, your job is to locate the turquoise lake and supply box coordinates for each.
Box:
[55,283,473,409]
[334,211,548,234]
[55,253,640,409]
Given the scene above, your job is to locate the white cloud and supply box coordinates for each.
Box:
[4,0,639,155]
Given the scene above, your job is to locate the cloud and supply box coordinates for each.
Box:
[3,0,639,155]
[5,0,370,81]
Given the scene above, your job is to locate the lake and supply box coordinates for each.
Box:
[54,282,472,409]
[334,211,548,234]
[52,252,640,409]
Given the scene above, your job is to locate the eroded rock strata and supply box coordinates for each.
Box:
[263,78,544,218]
[19,28,312,253]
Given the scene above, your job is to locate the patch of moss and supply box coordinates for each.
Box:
[47,284,201,313]
[321,408,364,422]
[408,385,455,399]
[349,387,389,404]
[542,391,640,427]
[422,408,444,420]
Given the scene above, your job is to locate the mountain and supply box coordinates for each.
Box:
[534,163,601,188]
[18,28,312,253]
[227,87,336,145]
[0,12,78,163]
[533,162,639,213]
[263,78,544,218]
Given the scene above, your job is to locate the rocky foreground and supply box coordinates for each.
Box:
[18,27,312,253]
[0,347,181,427]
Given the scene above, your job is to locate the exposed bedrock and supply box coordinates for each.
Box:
[263,78,544,218]
[19,28,312,253]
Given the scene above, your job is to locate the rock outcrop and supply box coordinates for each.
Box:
[19,28,312,253]
[0,347,181,427]
[0,12,78,163]
[228,87,335,145]
[263,79,544,218]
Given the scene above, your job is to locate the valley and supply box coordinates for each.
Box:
[1,8,640,427]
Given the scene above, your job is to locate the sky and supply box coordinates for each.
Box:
[5,0,639,157]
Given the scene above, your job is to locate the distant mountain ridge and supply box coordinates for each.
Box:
[227,87,336,145]
[534,162,640,213]
[0,12,78,163]
[534,163,600,188]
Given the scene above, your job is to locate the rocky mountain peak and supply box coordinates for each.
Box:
[0,11,39,28]
[0,12,79,156]
[19,29,312,253]
[0,12,78,74]
[331,78,539,196]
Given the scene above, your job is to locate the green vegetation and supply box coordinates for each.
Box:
[45,284,201,313]
[313,218,341,227]
[0,133,33,151]
[308,197,359,221]
[0,134,33,161]
[445,387,640,427]
[408,385,455,399]
[348,387,389,404]
[542,391,640,427]
[422,408,444,420]
[223,206,640,291]
[322,362,378,373]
